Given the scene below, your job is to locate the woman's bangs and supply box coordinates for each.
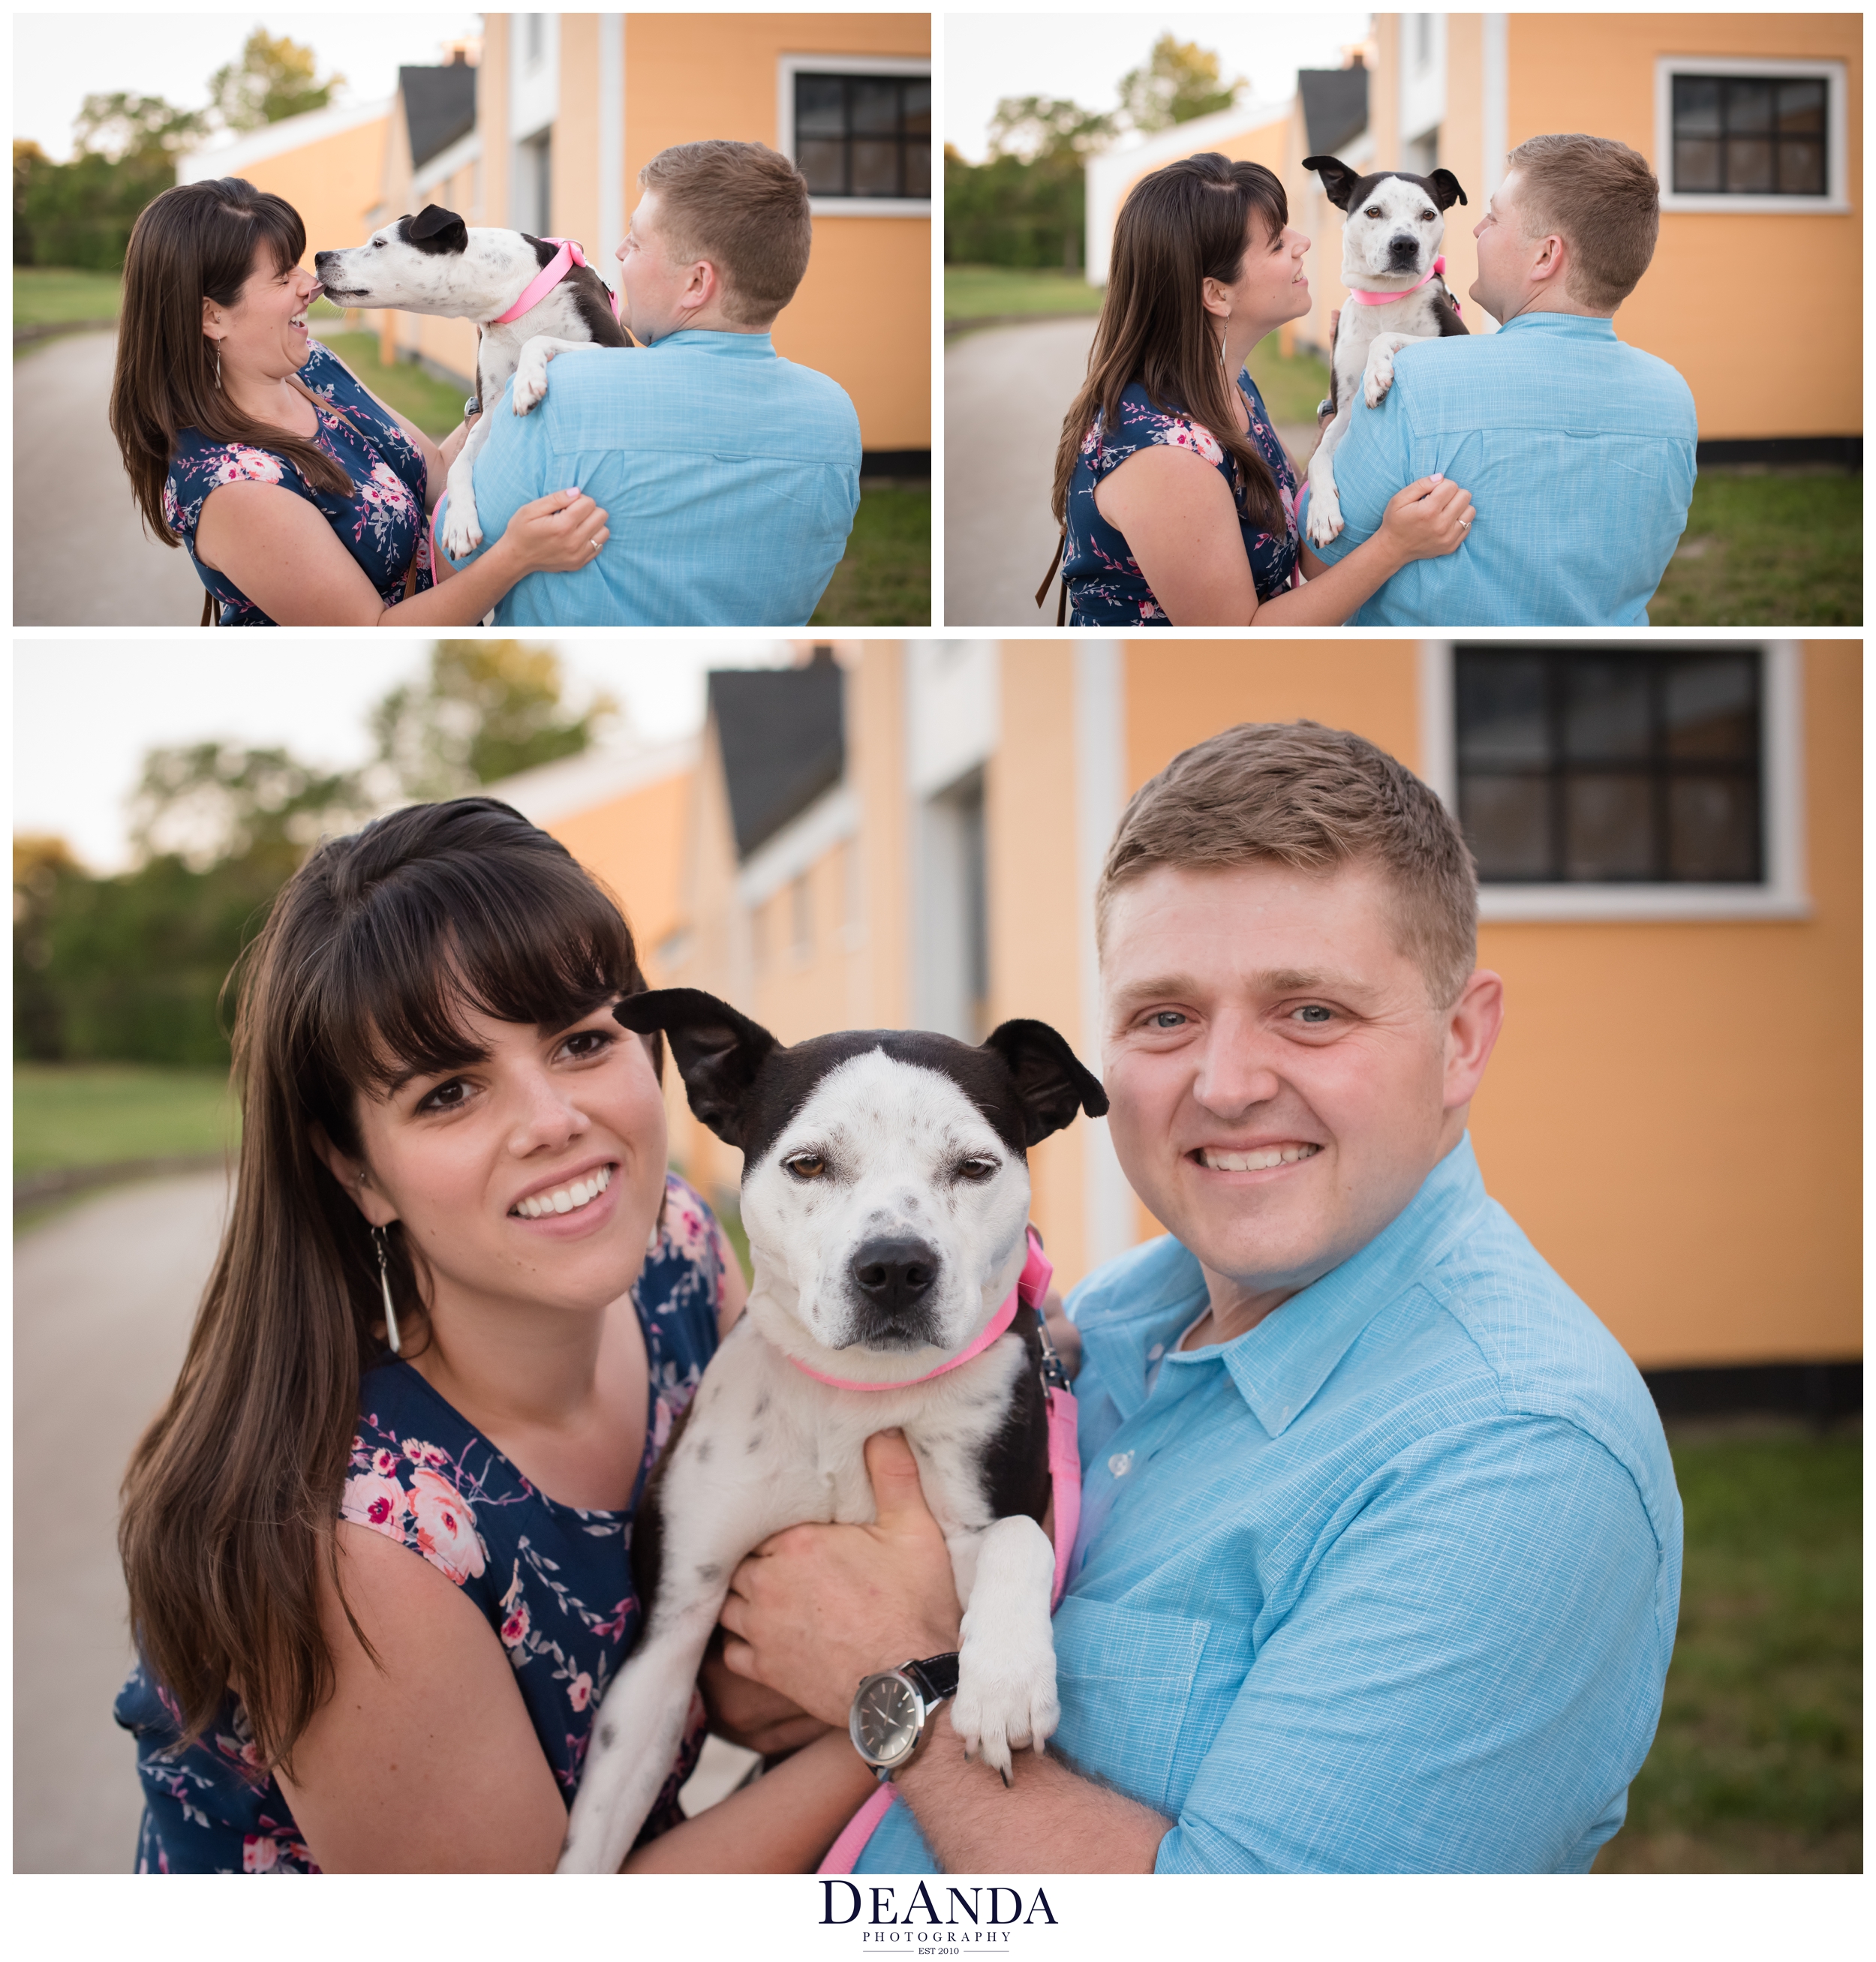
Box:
[320,855,635,1098]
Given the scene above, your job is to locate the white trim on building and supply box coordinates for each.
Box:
[777,53,933,219]
[1417,641,1810,923]
[1653,56,1850,215]
[413,130,481,203]
[178,98,392,184]
[737,784,859,912]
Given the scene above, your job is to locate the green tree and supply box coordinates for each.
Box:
[370,642,618,802]
[127,743,377,878]
[944,97,1115,270]
[16,95,207,270]
[208,29,344,134]
[1117,34,1246,134]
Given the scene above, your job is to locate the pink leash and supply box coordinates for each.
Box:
[1345,254,1459,315]
[489,236,621,327]
[816,1227,1081,1875]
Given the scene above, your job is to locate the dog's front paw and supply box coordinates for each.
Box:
[953,1630,1060,1783]
[440,500,484,560]
[1363,349,1397,410]
[1306,485,1345,548]
[511,356,550,416]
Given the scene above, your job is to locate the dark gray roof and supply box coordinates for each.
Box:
[1300,61,1368,158]
[400,62,477,171]
[708,653,845,861]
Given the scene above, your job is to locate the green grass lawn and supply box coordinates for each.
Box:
[14,266,124,325]
[946,263,1106,323]
[14,1062,239,1177]
[1596,1423,1862,1872]
[813,481,930,626]
[1649,467,1862,626]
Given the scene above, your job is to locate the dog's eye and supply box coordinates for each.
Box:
[956,1157,1000,1182]
[782,1151,825,1180]
[1422,209,1436,221]
[1364,206,1383,218]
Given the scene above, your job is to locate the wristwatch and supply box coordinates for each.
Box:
[849,1652,960,1781]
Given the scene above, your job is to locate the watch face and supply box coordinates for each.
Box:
[850,1672,921,1767]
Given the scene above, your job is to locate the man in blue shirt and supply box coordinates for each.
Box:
[1307,133,1697,626]
[711,721,1682,1873]
[437,140,860,626]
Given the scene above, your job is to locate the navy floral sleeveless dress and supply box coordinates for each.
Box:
[114,1173,730,1873]
[1061,368,1300,625]
[163,339,434,626]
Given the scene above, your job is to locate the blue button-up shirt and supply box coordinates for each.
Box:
[1306,312,1697,626]
[437,330,860,626]
[855,1135,1682,1873]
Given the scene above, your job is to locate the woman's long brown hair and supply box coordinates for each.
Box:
[110,176,354,542]
[117,798,661,1773]
[1051,152,1289,532]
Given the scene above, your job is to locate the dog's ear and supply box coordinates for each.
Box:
[1303,154,1363,212]
[614,988,777,1149]
[405,205,469,255]
[1427,170,1468,211]
[981,1020,1109,1148]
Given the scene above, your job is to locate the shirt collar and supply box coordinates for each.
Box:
[1084,1134,1492,1439]
[649,328,777,356]
[1496,311,1618,341]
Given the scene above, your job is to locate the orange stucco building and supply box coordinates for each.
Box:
[489,641,1859,1380]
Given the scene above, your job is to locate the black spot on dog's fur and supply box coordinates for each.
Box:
[598,1723,616,1749]
[745,1433,763,1454]
[695,1439,713,1463]
[401,205,469,255]
[518,232,633,349]
[979,1305,1053,1526]
[753,1393,770,1418]
[696,1562,722,1583]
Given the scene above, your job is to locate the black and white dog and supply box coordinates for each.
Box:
[314,206,630,560]
[555,988,1108,1875]
[1301,155,1469,548]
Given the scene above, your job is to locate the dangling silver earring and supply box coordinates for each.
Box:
[371,1223,402,1355]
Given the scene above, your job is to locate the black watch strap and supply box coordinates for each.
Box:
[901,1651,960,1705]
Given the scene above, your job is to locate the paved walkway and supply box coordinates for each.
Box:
[945,317,1317,628]
[15,1172,231,1873]
[945,317,1099,628]
[12,1167,756,1871]
[14,330,206,626]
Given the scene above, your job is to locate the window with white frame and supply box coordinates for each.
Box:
[1419,644,1808,921]
[778,56,931,214]
[1655,57,1848,213]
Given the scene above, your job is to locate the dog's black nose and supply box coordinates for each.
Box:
[1387,232,1420,266]
[314,251,335,269]
[849,1236,941,1316]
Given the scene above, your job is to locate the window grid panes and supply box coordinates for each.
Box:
[1671,74,1828,196]
[794,73,931,200]
[1456,649,1763,885]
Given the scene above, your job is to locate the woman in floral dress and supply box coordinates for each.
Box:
[110,178,609,626]
[1047,153,1475,626]
[114,799,875,1871]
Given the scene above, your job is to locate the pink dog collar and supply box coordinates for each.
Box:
[787,1227,1054,1393]
[1347,254,1458,314]
[489,236,621,326]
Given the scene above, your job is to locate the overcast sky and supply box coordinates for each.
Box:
[14,10,482,161]
[944,10,1373,162]
[14,639,795,873]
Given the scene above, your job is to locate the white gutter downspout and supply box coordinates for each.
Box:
[597,14,625,305]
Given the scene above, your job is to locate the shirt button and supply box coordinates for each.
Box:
[1108,1451,1134,1477]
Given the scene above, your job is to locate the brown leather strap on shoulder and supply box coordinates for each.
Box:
[200,590,215,628]
[1036,527,1068,625]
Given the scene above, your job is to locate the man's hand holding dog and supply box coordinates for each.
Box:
[718,1430,963,1726]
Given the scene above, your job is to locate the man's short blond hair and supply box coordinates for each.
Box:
[639,140,813,327]
[1505,133,1661,312]
[1096,722,1479,1007]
